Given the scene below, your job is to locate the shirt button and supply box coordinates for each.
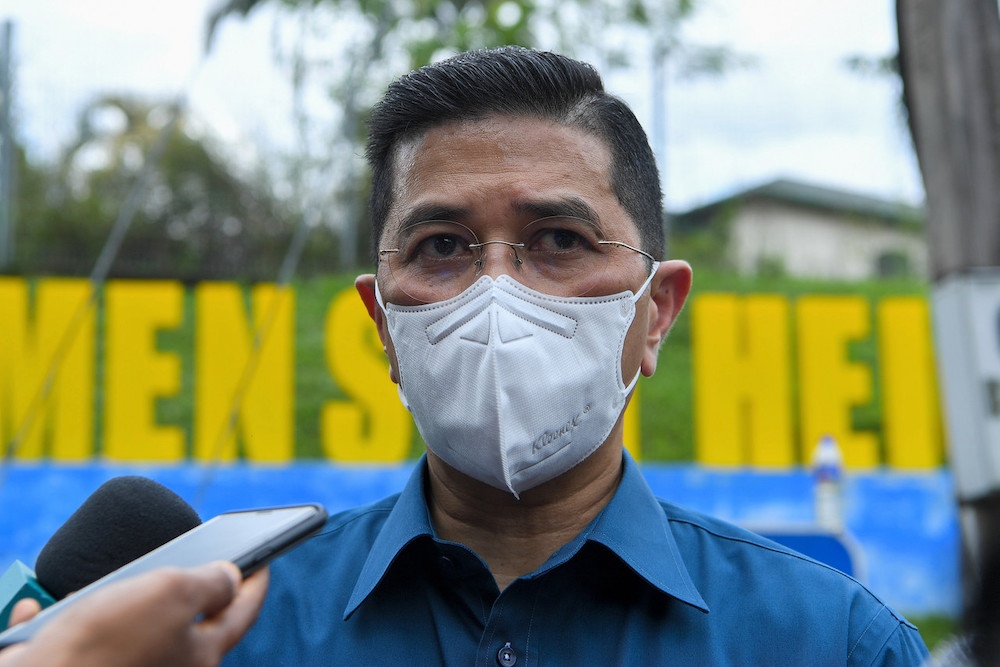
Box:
[497,642,517,667]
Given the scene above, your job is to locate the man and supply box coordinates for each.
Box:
[226,46,929,665]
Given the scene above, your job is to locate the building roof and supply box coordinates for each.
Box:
[671,178,925,230]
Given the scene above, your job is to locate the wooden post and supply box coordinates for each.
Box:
[896,0,1000,611]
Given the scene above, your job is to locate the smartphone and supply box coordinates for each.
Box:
[0,503,327,647]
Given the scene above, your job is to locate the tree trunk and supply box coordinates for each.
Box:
[897,0,1000,624]
[897,0,1000,278]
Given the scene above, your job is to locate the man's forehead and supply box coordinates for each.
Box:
[390,113,609,173]
[385,115,617,222]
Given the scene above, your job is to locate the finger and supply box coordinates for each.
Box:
[199,565,270,652]
[7,599,41,627]
[180,562,241,619]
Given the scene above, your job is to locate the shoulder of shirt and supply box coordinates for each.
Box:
[655,497,918,631]
[310,492,402,539]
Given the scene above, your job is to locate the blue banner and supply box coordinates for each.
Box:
[0,464,958,617]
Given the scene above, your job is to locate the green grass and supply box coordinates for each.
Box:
[293,274,359,458]
[909,614,959,652]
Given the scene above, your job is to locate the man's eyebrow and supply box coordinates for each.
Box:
[396,204,469,232]
[514,197,601,224]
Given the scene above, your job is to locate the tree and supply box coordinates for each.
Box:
[14,95,328,281]
[204,0,741,268]
[896,0,1000,613]
[897,1,1000,278]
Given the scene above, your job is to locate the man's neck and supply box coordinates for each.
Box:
[426,441,625,592]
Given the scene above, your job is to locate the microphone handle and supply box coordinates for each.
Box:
[0,561,56,628]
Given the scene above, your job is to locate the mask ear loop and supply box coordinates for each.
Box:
[372,277,415,413]
[631,261,660,304]
[374,275,387,311]
[622,261,661,394]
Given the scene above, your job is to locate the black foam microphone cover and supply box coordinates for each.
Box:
[34,476,201,600]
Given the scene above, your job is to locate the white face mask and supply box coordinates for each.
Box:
[376,266,658,497]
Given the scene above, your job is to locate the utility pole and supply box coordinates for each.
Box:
[651,34,668,190]
[650,15,674,247]
[896,0,1000,606]
[0,20,15,270]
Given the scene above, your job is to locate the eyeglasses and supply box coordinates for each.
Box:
[377,216,655,303]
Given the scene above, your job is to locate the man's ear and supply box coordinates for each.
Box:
[641,260,693,377]
[355,274,399,383]
[355,274,380,322]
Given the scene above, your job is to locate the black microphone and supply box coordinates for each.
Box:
[35,476,202,599]
[0,476,200,625]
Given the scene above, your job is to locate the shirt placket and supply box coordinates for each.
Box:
[476,579,538,667]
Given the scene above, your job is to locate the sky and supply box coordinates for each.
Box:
[2,0,924,212]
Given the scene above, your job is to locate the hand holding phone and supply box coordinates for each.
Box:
[0,503,327,648]
[0,561,269,667]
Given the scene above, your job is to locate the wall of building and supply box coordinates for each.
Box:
[728,200,929,279]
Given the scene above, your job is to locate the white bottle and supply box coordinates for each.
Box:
[812,434,844,532]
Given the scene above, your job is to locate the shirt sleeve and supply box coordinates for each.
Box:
[848,605,930,667]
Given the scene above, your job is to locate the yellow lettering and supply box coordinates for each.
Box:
[103,280,184,461]
[0,278,95,460]
[878,297,943,468]
[321,289,413,462]
[194,284,294,462]
[0,278,29,454]
[693,294,793,466]
[0,277,948,469]
[797,296,878,468]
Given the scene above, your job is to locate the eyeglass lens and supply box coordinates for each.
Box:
[379,217,646,304]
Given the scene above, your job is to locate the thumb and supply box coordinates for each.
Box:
[179,562,242,618]
[6,599,41,628]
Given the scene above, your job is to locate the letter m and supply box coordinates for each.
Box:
[0,278,95,459]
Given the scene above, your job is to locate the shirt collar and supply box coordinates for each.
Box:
[344,451,709,619]
[587,451,708,612]
[344,456,434,619]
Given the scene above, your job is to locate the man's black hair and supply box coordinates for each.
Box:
[365,46,665,261]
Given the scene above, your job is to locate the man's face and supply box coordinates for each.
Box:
[363,113,688,387]
[354,112,691,492]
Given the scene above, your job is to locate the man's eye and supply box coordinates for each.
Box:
[522,216,602,254]
[533,228,586,252]
[433,235,458,255]
[415,233,466,259]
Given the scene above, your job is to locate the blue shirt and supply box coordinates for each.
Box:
[225,454,929,666]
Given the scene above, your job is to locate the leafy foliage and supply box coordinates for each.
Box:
[202,0,743,268]
[208,0,693,70]
[11,96,337,281]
